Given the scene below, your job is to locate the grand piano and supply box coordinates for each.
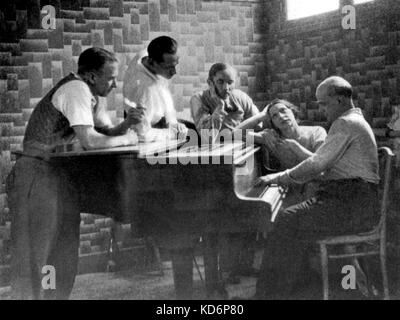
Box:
[49,140,285,238]
[49,139,286,296]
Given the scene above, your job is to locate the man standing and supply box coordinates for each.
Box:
[255,76,380,299]
[190,63,260,296]
[123,36,187,142]
[123,36,192,299]
[7,47,139,299]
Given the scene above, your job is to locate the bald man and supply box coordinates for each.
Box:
[190,63,260,296]
[255,76,380,299]
[190,62,260,144]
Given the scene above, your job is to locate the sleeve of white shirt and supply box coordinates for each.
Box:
[51,80,94,127]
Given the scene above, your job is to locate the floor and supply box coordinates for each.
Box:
[1,254,398,300]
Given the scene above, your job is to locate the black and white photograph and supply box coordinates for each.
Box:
[0,0,399,304]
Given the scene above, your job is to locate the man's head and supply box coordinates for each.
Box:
[316,76,354,124]
[147,36,179,79]
[207,63,237,100]
[78,47,118,97]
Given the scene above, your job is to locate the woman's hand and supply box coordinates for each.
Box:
[280,138,300,151]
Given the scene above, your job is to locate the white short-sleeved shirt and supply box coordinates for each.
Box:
[51,79,99,127]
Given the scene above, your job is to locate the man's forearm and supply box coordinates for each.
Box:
[289,142,315,162]
[287,156,328,184]
[86,133,130,149]
[96,119,130,136]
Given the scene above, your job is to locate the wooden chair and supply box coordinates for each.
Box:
[318,147,394,300]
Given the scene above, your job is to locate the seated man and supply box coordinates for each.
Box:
[255,76,380,299]
[190,63,260,295]
[191,62,260,144]
[7,47,139,299]
[123,36,187,142]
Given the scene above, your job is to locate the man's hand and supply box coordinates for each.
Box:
[126,104,146,126]
[211,103,228,123]
[255,171,290,187]
[123,129,139,146]
[170,123,188,140]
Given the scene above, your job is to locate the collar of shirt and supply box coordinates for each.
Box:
[339,107,362,118]
[138,57,168,87]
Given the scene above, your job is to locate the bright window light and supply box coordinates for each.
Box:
[287,0,339,20]
[354,0,374,4]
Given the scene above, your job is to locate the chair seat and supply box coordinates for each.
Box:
[318,231,381,246]
[318,147,393,300]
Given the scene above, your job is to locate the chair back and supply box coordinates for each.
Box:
[377,147,395,237]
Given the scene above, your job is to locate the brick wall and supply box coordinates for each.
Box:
[262,0,400,245]
[1,0,399,284]
[0,0,268,281]
[262,0,400,127]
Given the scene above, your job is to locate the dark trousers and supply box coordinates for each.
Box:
[6,156,81,299]
[219,232,256,276]
[256,179,379,299]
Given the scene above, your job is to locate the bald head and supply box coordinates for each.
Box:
[316,76,354,124]
[316,76,353,99]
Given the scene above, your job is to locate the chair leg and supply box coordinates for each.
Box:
[380,242,390,300]
[146,237,164,276]
[320,244,329,300]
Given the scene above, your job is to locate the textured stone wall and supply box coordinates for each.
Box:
[0,0,268,279]
[261,0,400,250]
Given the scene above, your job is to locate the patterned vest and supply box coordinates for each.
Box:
[23,73,88,157]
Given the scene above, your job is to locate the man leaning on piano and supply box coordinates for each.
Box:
[6,47,142,300]
[6,37,189,300]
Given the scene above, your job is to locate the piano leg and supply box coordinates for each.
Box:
[170,248,194,299]
[203,233,227,298]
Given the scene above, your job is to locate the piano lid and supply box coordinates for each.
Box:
[143,141,260,164]
[46,139,187,158]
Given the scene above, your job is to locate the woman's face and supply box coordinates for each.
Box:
[268,103,296,132]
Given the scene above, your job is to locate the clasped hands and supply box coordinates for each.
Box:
[126,104,187,141]
[169,122,188,141]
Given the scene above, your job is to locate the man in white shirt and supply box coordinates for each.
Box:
[123,36,192,299]
[254,76,380,299]
[123,36,187,142]
[7,47,139,299]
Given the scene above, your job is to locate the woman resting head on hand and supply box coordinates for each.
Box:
[239,99,327,170]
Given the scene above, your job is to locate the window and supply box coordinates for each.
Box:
[354,0,374,4]
[287,0,339,20]
[287,0,375,20]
